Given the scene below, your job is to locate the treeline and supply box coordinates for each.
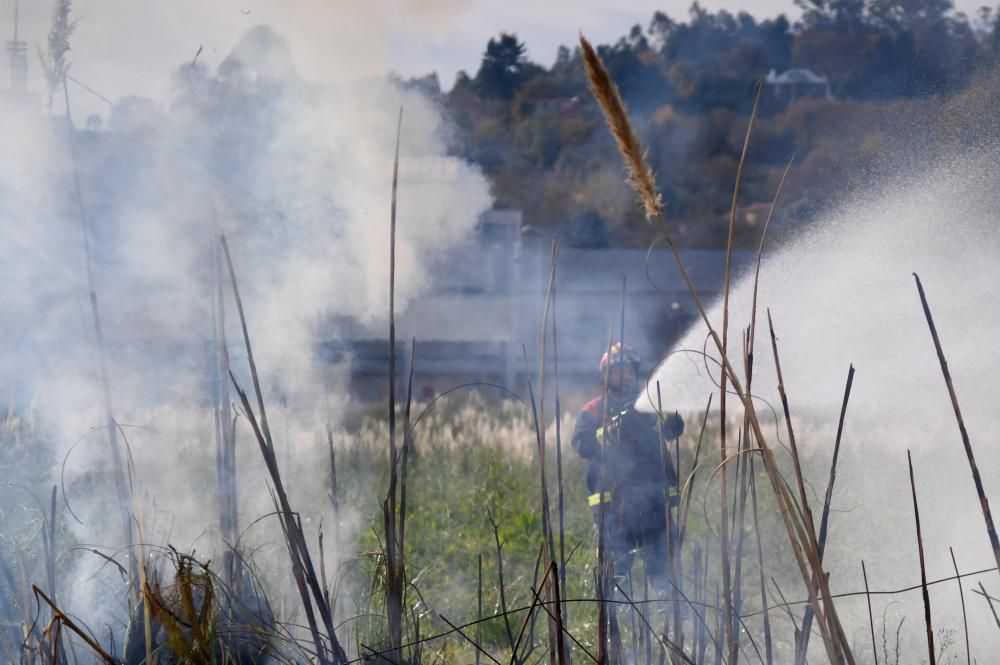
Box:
[411,0,1000,248]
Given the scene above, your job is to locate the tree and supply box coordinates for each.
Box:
[553,45,572,71]
[993,10,1000,55]
[868,0,953,31]
[37,0,77,115]
[474,33,540,99]
[648,10,676,51]
[759,15,793,70]
[794,0,869,32]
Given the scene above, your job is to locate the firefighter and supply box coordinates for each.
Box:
[571,342,684,590]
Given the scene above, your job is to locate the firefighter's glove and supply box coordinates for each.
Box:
[660,412,685,440]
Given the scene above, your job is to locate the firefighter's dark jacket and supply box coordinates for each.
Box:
[571,391,684,535]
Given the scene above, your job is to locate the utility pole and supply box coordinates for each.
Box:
[5,0,28,92]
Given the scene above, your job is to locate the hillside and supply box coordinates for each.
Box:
[411,1,1000,248]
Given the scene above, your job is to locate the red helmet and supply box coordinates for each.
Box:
[599,342,640,374]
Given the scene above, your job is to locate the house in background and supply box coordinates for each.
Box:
[765,68,833,105]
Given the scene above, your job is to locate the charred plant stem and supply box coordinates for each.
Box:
[61,77,134,598]
[907,450,935,665]
[974,582,1000,630]
[913,273,1000,579]
[33,586,116,665]
[721,81,761,665]
[861,561,877,665]
[749,463,772,665]
[551,244,568,629]
[222,235,345,665]
[385,107,405,665]
[796,364,854,664]
[948,548,970,665]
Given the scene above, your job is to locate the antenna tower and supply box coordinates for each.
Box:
[5,0,27,92]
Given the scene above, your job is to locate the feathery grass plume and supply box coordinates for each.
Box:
[37,0,77,114]
[579,35,662,221]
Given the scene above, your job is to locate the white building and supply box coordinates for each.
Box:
[325,210,753,403]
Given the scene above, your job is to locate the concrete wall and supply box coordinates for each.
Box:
[326,211,753,403]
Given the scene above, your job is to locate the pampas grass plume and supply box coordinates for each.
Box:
[579,35,663,221]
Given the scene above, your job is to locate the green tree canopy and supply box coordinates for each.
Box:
[474,33,542,99]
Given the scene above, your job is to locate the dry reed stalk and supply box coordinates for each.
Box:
[477,553,483,665]
[221,234,346,665]
[614,584,697,665]
[948,547,970,665]
[615,278,628,665]
[40,485,69,665]
[740,162,793,665]
[61,78,135,601]
[43,486,57,608]
[748,461,771,665]
[747,154,794,356]
[399,337,416,566]
[717,310,734,662]
[913,273,1000,579]
[540,563,571,665]
[384,106,405,665]
[720,81,761,665]
[662,569,723,664]
[609,576,624,664]
[731,441,754,665]
[655,382,684,662]
[730,409,752,665]
[766,311,814,539]
[327,421,339,541]
[974,582,1000,630]
[441,615,503,665]
[629,577,638,665]
[768,578,801,651]
[643,568,653,665]
[319,523,331,613]
[511,562,556,665]
[580,34,856,665]
[680,395,713,537]
[114,422,154,665]
[521,342,560,665]
[861,561,877,665]
[796,364,854,664]
[597,328,615,665]
[537,237,569,665]
[719,87,761,665]
[693,544,708,665]
[488,510,517,653]
[817,365,854,554]
[712,585,722,665]
[33,586,116,665]
[907,450,936,665]
[212,234,239,591]
[550,246,568,629]
[740,149,790,665]
[765,311,855,661]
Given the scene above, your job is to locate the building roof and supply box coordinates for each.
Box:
[765,68,828,86]
[426,242,753,296]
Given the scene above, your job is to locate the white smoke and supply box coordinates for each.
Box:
[0,22,491,639]
[644,146,1000,662]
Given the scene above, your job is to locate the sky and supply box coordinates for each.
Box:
[3,0,990,119]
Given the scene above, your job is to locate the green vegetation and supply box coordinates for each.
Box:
[427,1,1000,247]
[330,394,801,664]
